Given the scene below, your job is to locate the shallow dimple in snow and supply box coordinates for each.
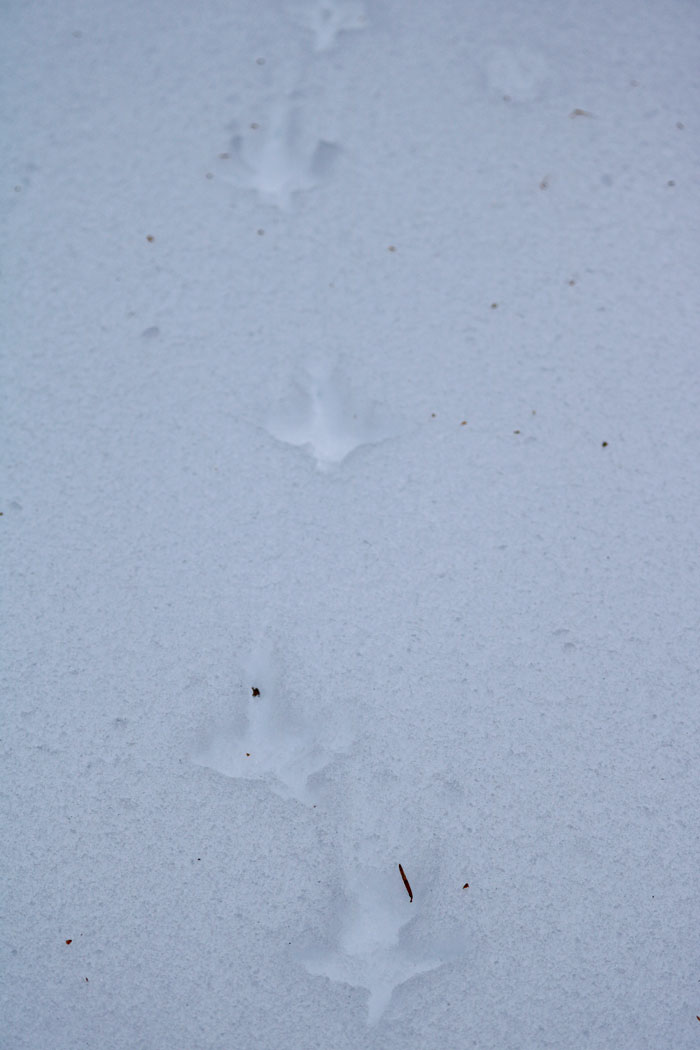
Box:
[266,365,397,470]
[483,44,553,102]
[299,864,447,1024]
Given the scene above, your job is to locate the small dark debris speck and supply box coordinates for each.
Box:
[602,441,608,447]
[252,687,260,696]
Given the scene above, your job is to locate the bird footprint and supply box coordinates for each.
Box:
[219,104,339,211]
[193,641,348,804]
[266,364,398,471]
[290,0,368,52]
[298,862,447,1024]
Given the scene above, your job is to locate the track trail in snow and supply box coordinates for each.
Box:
[193,0,470,1021]
[194,1,557,1024]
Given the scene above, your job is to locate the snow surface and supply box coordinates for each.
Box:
[2,0,700,1047]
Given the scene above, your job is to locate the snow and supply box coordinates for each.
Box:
[2,0,699,1046]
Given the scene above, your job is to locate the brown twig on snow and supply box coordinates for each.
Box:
[398,864,413,902]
